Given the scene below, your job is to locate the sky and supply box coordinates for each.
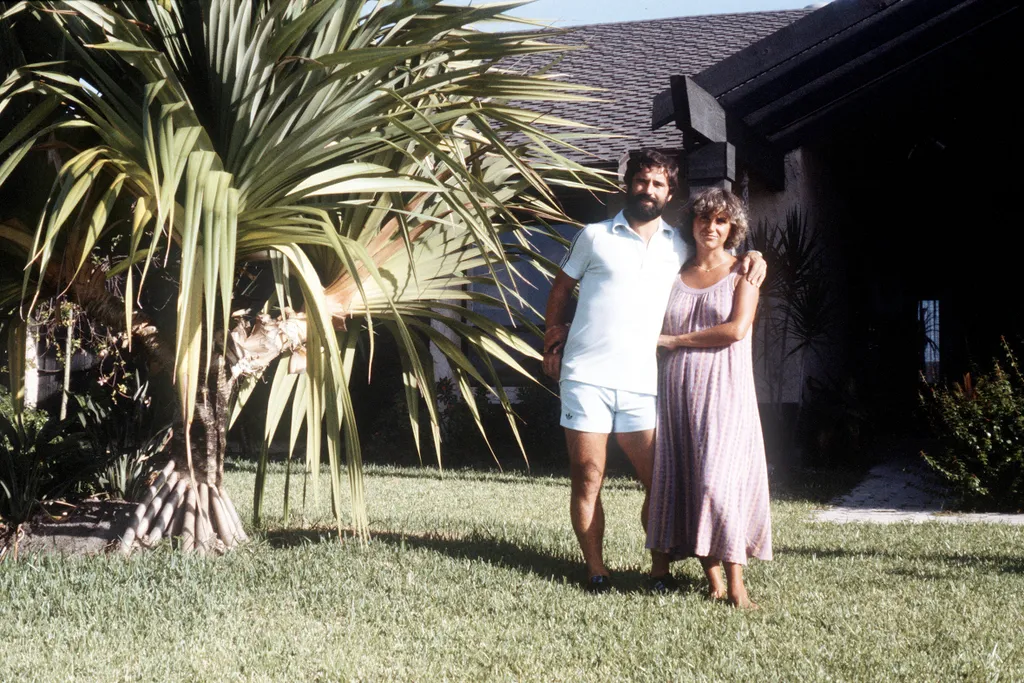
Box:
[488,0,824,27]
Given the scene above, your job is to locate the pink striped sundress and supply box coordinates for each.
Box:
[646,267,772,565]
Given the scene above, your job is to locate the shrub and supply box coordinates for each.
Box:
[0,389,67,524]
[74,375,172,501]
[919,339,1024,511]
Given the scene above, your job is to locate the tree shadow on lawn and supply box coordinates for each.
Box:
[265,527,702,594]
[776,544,1024,575]
[225,458,641,490]
[342,466,645,492]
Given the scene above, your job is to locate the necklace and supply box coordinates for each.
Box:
[694,260,731,272]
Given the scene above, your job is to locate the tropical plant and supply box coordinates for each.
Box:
[0,386,58,525]
[919,339,1024,511]
[74,373,174,500]
[745,209,833,464]
[745,208,832,407]
[0,0,608,552]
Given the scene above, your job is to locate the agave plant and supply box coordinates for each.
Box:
[0,0,608,552]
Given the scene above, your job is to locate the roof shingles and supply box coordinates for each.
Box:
[510,11,811,163]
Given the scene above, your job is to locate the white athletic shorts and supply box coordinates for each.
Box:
[559,379,657,433]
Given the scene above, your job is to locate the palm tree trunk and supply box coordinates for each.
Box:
[63,265,250,553]
[117,311,316,553]
[62,263,322,552]
[119,350,249,554]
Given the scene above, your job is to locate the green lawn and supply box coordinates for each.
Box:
[2,463,1022,681]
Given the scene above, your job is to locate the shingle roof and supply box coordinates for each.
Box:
[509,10,812,164]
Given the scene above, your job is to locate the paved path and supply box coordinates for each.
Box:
[811,458,1024,525]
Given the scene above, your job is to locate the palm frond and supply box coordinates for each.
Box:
[0,0,613,537]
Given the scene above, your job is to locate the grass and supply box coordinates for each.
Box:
[1,462,1022,681]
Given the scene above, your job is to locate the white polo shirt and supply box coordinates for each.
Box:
[559,211,690,395]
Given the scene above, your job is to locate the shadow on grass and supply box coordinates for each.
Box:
[777,544,1024,575]
[227,458,646,491]
[263,527,702,594]
[364,467,646,492]
[264,528,345,547]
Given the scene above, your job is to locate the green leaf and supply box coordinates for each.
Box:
[293,176,442,198]
[0,0,614,542]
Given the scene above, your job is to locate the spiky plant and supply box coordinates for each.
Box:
[746,208,832,406]
[0,0,608,552]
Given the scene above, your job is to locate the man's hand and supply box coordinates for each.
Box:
[542,323,569,381]
[740,250,767,288]
[657,334,679,350]
[542,349,562,381]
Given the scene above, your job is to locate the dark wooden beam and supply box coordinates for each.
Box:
[686,142,735,183]
[751,0,1017,139]
[694,0,902,98]
[652,77,785,191]
[688,178,733,195]
[651,89,674,133]
[706,0,997,120]
[766,5,1019,149]
[671,76,727,145]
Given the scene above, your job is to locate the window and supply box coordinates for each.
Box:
[919,300,940,383]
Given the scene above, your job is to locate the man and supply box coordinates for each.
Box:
[542,149,765,593]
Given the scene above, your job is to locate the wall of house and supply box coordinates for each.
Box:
[743,145,851,409]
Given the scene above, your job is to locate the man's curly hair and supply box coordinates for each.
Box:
[623,149,680,194]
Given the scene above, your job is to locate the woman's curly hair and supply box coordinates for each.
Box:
[687,188,749,250]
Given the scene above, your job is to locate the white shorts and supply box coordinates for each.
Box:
[559,380,656,433]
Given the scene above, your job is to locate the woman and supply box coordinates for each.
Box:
[646,188,772,609]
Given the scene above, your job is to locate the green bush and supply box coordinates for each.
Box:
[0,389,66,524]
[74,375,171,501]
[363,376,566,470]
[919,339,1024,511]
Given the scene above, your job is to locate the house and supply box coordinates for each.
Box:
[652,0,1023,441]
[475,9,815,387]
[476,8,812,331]
[484,0,1023,461]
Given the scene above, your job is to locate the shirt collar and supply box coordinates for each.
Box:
[611,210,675,236]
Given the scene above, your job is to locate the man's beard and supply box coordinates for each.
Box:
[624,193,666,222]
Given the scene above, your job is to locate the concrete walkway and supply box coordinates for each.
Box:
[811,458,1024,525]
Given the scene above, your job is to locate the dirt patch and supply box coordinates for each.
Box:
[2,500,136,558]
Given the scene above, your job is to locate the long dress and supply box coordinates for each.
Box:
[646,266,772,565]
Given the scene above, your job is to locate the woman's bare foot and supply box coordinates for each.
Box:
[707,574,728,600]
[727,591,760,610]
[700,556,727,600]
[724,562,759,609]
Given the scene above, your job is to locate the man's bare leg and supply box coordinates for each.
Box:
[566,429,610,577]
[615,429,670,577]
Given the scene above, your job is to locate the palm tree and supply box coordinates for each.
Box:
[0,0,608,552]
